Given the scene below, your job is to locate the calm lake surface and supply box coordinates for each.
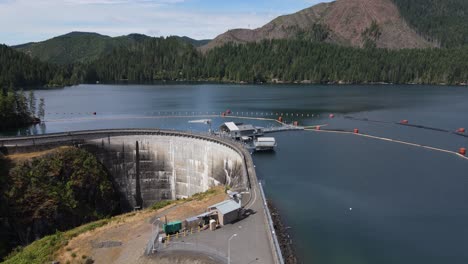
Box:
[5,84,468,264]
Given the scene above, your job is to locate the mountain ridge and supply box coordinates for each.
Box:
[200,0,437,51]
[13,32,210,64]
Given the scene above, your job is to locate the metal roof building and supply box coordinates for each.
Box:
[208,199,241,226]
[219,122,263,139]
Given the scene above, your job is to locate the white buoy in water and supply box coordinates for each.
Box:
[349,208,353,211]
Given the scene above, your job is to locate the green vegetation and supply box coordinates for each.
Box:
[13,32,149,65]
[0,154,11,259]
[85,37,198,82]
[149,188,220,210]
[4,29,468,89]
[13,32,210,65]
[0,147,119,261]
[0,89,44,131]
[297,24,330,43]
[187,188,219,201]
[150,200,175,210]
[83,37,468,85]
[3,187,222,263]
[0,45,77,88]
[361,20,382,49]
[393,0,468,47]
[2,218,111,264]
[174,36,211,47]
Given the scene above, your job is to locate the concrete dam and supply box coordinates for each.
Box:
[1,129,283,263]
[1,130,249,211]
[83,135,247,210]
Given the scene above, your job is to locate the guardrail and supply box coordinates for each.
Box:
[258,182,285,264]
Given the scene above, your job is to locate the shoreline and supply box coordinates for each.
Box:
[86,80,468,87]
[267,200,298,264]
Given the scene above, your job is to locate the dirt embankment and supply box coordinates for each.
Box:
[6,146,72,163]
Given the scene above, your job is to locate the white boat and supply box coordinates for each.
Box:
[254,137,277,151]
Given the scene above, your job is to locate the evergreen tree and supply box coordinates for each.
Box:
[28,90,36,117]
[38,98,45,121]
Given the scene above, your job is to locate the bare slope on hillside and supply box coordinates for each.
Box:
[201,0,435,51]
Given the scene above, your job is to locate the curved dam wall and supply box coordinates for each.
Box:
[0,130,248,211]
[82,135,246,210]
[1,129,283,263]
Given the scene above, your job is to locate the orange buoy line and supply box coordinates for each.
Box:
[44,114,287,124]
[305,128,468,161]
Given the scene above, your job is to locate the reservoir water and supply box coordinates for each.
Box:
[4,84,468,264]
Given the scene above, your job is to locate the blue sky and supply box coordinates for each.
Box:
[0,0,332,45]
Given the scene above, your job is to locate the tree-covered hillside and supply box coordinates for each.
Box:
[83,38,468,85]
[85,37,200,82]
[393,0,468,47]
[0,45,76,88]
[13,32,150,65]
[13,32,211,65]
[0,147,120,261]
[3,36,468,87]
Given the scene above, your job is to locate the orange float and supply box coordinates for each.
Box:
[459,148,466,156]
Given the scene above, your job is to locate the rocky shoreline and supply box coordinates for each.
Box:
[267,200,298,264]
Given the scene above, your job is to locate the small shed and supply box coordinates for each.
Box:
[219,122,263,139]
[208,199,241,226]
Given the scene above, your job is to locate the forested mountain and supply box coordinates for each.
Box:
[201,0,436,51]
[13,32,210,64]
[3,1,468,89]
[84,37,468,85]
[13,32,151,65]
[3,35,468,88]
[392,0,468,47]
[85,37,199,82]
[0,45,76,88]
[174,36,211,47]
